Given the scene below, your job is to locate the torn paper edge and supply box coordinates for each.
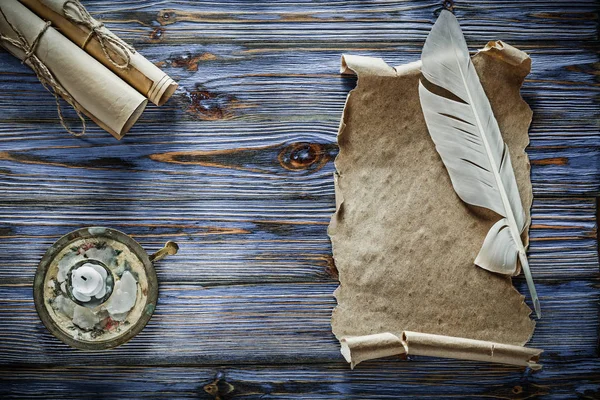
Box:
[341,332,543,370]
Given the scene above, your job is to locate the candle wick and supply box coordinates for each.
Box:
[82,276,87,281]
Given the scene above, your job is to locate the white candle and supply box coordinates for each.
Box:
[71,263,107,302]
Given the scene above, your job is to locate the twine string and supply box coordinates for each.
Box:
[63,0,135,70]
[0,8,85,136]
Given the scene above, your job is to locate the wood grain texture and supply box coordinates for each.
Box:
[0,198,596,284]
[0,5,598,197]
[0,279,598,365]
[2,361,600,399]
[0,0,598,398]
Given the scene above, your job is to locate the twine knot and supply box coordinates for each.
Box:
[63,0,135,70]
[22,21,50,63]
[0,8,85,136]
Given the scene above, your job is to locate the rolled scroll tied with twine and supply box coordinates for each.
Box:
[0,11,85,136]
[0,0,147,139]
[63,0,135,70]
[20,0,178,106]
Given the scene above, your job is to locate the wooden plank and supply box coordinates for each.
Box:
[0,4,597,197]
[0,0,597,397]
[1,360,599,399]
[0,279,597,366]
[77,0,599,43]
[0,198,596,284]
[0,45,596,143]
[0,119,597,198]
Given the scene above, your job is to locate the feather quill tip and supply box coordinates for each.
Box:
[534,298,541,319]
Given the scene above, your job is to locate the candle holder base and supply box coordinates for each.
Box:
[33,227,177,350]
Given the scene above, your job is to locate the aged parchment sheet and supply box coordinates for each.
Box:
[330,42,542,368]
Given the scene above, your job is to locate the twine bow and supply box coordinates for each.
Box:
[63,0,135,69]
[0,8,85,136]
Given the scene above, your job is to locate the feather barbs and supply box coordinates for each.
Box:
[418,10,540,318]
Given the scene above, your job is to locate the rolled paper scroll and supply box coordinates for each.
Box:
[20,0,178,106]
[341,332,543,370]
[340,333,405,368]
[0,0,147,138]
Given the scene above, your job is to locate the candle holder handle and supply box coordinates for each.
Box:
[149,241,179,262]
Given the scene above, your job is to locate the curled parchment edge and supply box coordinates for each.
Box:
[331,41,539,368]
[479,40,532,74]
[341,332,543,370]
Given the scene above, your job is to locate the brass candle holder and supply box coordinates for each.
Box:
[33,227,178,350]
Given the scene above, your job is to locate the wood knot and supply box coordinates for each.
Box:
[185,87,236,120]
[278,142,334,172]
[512,386,523,394]
[203,373,234,399]
[157,9,178,25]
[204,382,218,396]
[443,0,454,11]
[149,27,165,41]
[165,52,218,71]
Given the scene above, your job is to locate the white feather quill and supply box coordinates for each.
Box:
[418,10,540,318]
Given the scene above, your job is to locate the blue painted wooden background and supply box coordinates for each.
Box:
[0,1,598,398]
